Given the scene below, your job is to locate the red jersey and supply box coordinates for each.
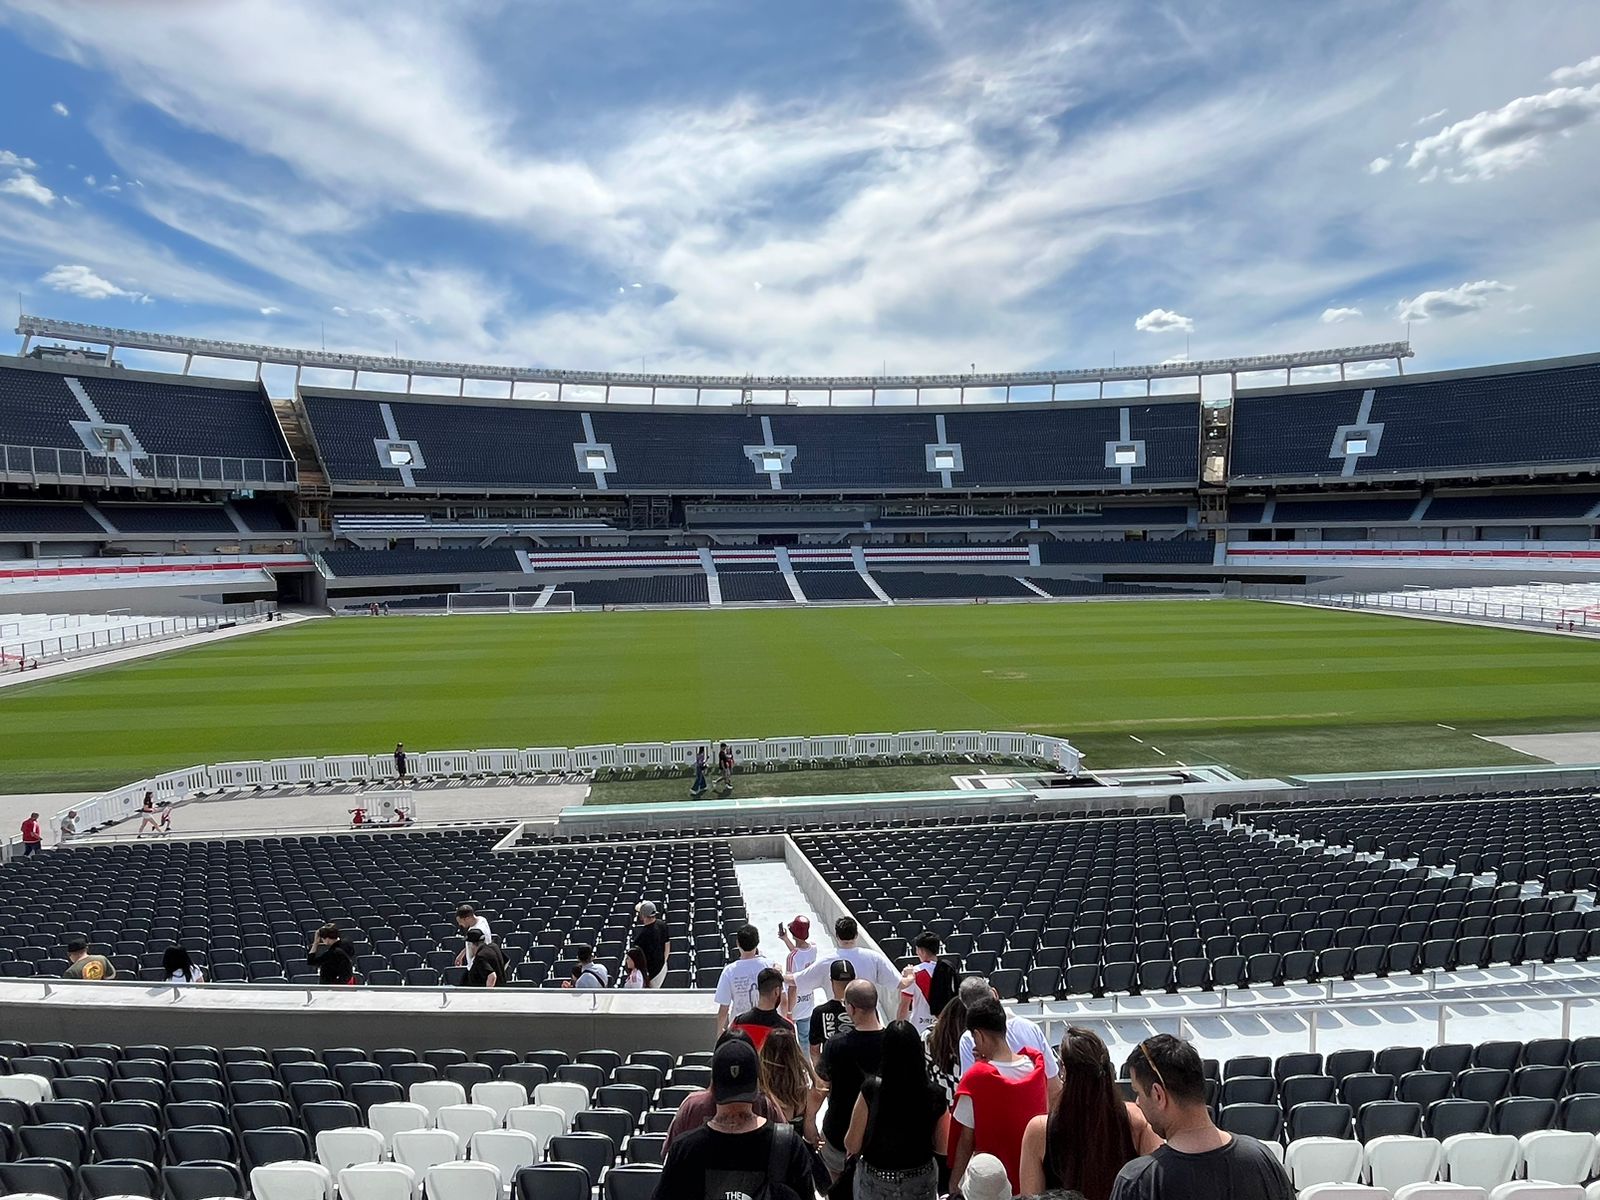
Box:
[21,817,41,844]
[953,1045,1048,1191]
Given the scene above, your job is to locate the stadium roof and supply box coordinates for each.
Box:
[17,313,1411,398]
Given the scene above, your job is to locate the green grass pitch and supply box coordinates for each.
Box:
[3,599,1599,795]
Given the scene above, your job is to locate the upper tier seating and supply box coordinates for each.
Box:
[0,503,103,534]
[872,571,1032,599]
[321,549,523,577]
[1036,538,1214,564]
[1272,497,1422,524]
[232,499,296,533]
[795,817,1580,1001]
[1422,493,1600,522]
[0,360,292,472]
[0,829,741,987]
[301,391,1200,492]
[1231,360,1600,480]
[1246,795,1600,888]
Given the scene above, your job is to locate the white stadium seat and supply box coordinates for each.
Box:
[436,1105,499,1141]
[1287,1137,1367,1191]
[470,1082,529,1124]
[1487,1185,1584,1200]
[1517,1131,1597,1187]
[505,1105,568,1154]
[339,1163,420,1200]
[533,1082,588,1128]
[250,1161,335,1200]
[1395,1187,1488,1200]
[424,1161,502,1200]
[392,1129,462,1177]
[0,1075,53,1104]
[1441,1135,1522,1192]
[1367,1136,1443,1194]
[409,1081,469,1123]
[1298,1186,1388,1199]
[316,1127,386,1176]
[468,1131,539,1195]
[369,1102,432,1150]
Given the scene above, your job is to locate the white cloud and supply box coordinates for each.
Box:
[83,174,95,186]
[1407,83,1600,181]
[1367,156,1392,174]
[1551,55,1600,84]
[1397,279,1512,321]
[259,306,281,316]
[0,172,56,206]
[1320,306,1363,323]
[1415,107,1447,125]
[1134,308,1194,334]
[39,262,149,301]
[51,100,69,117]
[0,150,38,169]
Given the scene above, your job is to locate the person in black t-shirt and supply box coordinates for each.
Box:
[461,928,505,988]
[846,1019,947,1197]
[806,957,856,1067]
[732,968,795,1050]
[307,922,355,985]
[632,900,670,987]
[815,979,884,1180]
[656,1038,822,1199]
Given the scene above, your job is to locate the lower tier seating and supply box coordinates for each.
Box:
[563,575,709,606]
[872,571,1032,599]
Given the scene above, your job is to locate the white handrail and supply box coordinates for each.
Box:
[56,729,1083,833]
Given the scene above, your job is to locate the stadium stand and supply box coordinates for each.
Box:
[791,571,877,601]
[231,499,297,533]
[301,391,1200,492]
[1230,358,1600,480]
[1244,796,1600,889]
[98,505,240,534]
[0,829,742,987]
[1036,538,1215,564]
[320,549,524,577]
[1272,496,1422,524]
[871,571,1033,600]
[794,816,1577,1000]
[561,575,709,606]
[713,569,794,602]
[1027,578,1205,597]
[0,359,292,471]
[0,502,103,534]
[1422,493,1600,522]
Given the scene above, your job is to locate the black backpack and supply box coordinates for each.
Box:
[927,956,959,1017]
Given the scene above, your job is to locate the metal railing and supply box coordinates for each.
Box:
[1242,583,1599,633]
[0,442,297,489]
[1,602,273,667]
[56,730,1083,834]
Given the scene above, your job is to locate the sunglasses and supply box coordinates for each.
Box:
[1138,1039,1167,1091]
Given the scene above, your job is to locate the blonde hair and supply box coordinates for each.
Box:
[758,1027,814,1120]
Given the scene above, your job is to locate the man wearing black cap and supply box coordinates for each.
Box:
[461,928,506,988]
[63,937,116,980]
[806,957,856,1067]
[656,1036,820,1199]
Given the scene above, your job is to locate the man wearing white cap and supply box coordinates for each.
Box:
[633,900,671,988]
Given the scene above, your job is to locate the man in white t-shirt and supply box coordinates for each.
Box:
[955,975,1062,1103]
[789,916,902,1017]
[899,931,948,1033]
[778,915,818,1025]
[714,924,773,1033]
[453,904,492,966]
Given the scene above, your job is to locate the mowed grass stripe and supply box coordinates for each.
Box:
[1,600,1598,793]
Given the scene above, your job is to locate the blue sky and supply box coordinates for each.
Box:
[0,0,1597,388]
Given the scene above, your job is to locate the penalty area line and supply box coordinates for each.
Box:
[1129,735,1144,744]
[1437,723,1456,730]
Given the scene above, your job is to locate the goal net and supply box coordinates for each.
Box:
[445,590,573,613]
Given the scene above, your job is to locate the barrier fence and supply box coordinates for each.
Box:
[1,602,274,667]
[1241,584,1600,633]
[54,729,1083,834]
[0,442,297,489]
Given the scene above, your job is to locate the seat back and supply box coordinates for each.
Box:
[1442,1133,1522,1191]
[470,1082,529,1123]
[162,1161,247,1200]
[249,1161,335,1200]
[408,1081,468,1121]
[437,1105,499,1141]
[1390,1186,1488,1200]
[505,1106,567,1154]
[1284,1137,1366,1190]
[424,1161,502,1200]
[369,1102,431,1149]
[338,1163,418,1200]
[533,1083,588,1127]
[1366,1135,1443,1193]
[604,1164,663,1200]
[512,1163,589,1200]
[1518,1130,1597,1186]
[392,1128,462,1175]
[79,1158,161,1200]
[1485,1186,1584,1200]
[315,1128,386,1175]
[469,1130,539,1188]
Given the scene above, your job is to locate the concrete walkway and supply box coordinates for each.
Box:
[1482,731,1600,765]
[0,611,322,691]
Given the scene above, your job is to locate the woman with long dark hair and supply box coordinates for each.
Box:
[845,1019,946,1200]
[162,944,205,983]
[1017,1026,1162,1200]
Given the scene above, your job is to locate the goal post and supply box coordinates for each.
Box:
[444,589,575,614]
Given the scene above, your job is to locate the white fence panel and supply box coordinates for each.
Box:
[212,761,269,788]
